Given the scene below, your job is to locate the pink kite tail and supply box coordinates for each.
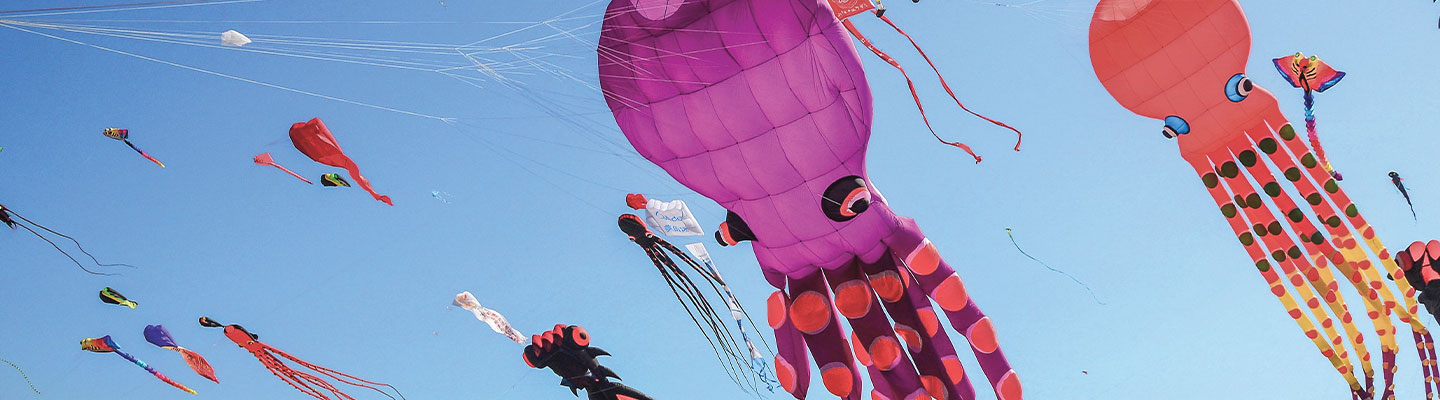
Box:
[877,13,1023,151]
[176,348,218,383]
[270,164,312,184]
[841,18,982,163]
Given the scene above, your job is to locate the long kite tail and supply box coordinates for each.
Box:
[1,357,40,395]
[123,140,166,168]
[1303,91,1340,179]
[113,350,197,395]
[1006,228,1105,305]
[7,210,136,269]
[15,223,113,275]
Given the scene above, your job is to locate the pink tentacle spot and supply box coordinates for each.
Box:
[931,275,971,312]
[820,362,856,397]
[920,375,948,400]
[996,370,1023,400]
[790,291,832,334]
[834,280,875,319]
[941,356,967,386]
[906,240,941,276]
[767,291,788,329]
[895,323,923,350]
[965,317,1000,354]
[905,388,936,400]
[917,308,941,337]
[851,332,873,367]
[775,355,797,393]
[870,271,907,303]
[868,336,904,371]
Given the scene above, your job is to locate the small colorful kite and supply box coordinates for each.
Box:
[0,203,131,275]
[452,291,525,343]
[523,324,654,400]
[1274,53,1346,181]
[253,153,312,184]
[1391,172,1417,220]
[625,193,704,237]
[199,316,404,400]
[320,173,350,187]
[144,325,218,383]
[99,287,136,309]
[102,128,165,168]
[81,335,197,394]
[288,118,392,205]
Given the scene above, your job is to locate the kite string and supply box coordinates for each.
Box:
[1006,228,1104,305]
[0,357,40,395]
[8,209,136,268]
[15,222,114,275]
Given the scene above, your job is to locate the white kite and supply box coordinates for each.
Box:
[452,291,525,344]
[220,30,252,47]
[625,193,703,236]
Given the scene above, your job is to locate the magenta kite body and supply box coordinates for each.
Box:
[599,1,1022,399]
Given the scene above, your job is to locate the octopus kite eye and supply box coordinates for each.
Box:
[1162,116,1190,139]
[1225,73,1252,102]
[822,176,871,222]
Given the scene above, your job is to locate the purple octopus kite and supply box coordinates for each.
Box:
[598,1,1021,399]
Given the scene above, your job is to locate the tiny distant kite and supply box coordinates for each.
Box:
[321,173,350,187]
[81,335,197,395]
[1274,53,1345,181]
[289,118,392,205]
[430,190,451,204]
[1006,228,1104,304]
[452,291,525,343]
[99,287,137,309]
[618,214,767,393]
[254,153,312,184]
[0,203,131,275]
[145,325,218,383]
[102,128,165,168]
[0,357,39,395]
[625,193,703,236]
[199,317,405,400]
[1392,172,1417,220]
[523,324,654,400]
[220,30,251,47]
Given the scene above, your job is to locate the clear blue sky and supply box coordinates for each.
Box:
[1,1,1438,399]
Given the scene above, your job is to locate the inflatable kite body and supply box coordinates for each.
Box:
[199,317,403,400]
[1088,1,1435,398]
[599,1,1020,399]
[82,335,197,395]
[102,128,165,168]
[145,325,219,383]
[99,287,137,309]
[288,118,392,205]
[523,324,653,400]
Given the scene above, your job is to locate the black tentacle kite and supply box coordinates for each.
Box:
[617,214,769,394]
[523,324,654,400]
[0,203,133,275]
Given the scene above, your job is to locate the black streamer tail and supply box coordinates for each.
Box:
[9,210,136,268]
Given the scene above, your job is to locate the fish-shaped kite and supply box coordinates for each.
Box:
[99,287,136,309]
[320,173,350,187]
[81,335,196,394]
[288,118,391,205]
[1391,171,1417,220]
[452,291,525,343]
[102,128,165,168]
[144,325,218,383]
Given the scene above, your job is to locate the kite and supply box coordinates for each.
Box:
[199,316,405,400]
[1391,172,1417,220]
[430,191,451,204]
[288,118,392,205]
[99,287,137,309]
[1397,241,1440,325]
[523,324,654,400]
[1005,228,1104,305]
[617,214,772,393]
[1,357,39,395]
[81,335,197,395]
[1089,1,1434,398]
[0,203,131,275]
[145,324,218,383]
[824,0,1022,162]
[254,152,313,184]
[102,128,166,168]
[1274,52,1346,181]
[451,291,525,344]
[321,173,350,187]
[599,1,1022,398]
[685,242,781,392]
[220,29,251,47]
[625,193,703,237]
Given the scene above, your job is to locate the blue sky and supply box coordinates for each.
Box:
[1,0,1439,399]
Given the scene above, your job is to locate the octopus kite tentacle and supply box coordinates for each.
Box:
[199,317,405,400]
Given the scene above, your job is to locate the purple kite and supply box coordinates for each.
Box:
[598,1,1021,399]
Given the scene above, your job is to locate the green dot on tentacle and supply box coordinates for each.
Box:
[1287,209,1304,222]
[1299,232,1312,244]
[1284,168,1302,182]
[1246,194,1264,209]
[1263,183,1282,197]
[1233,195,1247,207]
[1259,138,1279,154]
[1345,204,1358,218]
[1238,151,1258,167]
[1306,194,1323,205]
[1240,233,1255,246]
[1287,247,1303,259]
[1326,216,1342,227]
[1272,250,1287,261]
[1267,222,1283,235]
[1202,173,1219,188]
[1311,232,1325,244]
[1257,259,1271,271]
[1220,162,1239,178]
[1253,224,1268,236]
[1301,154,1317,168]
[1324,180,1339,193]
[1221,204,1238,218]
[1279,125,1297,140]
